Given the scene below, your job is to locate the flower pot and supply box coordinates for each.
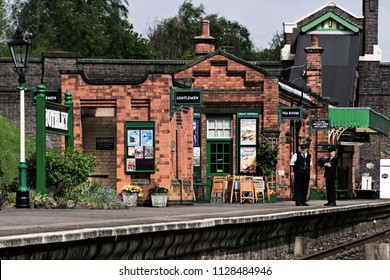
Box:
[151,194,168,207]
[267,194,277,203]
[122,193,138,207]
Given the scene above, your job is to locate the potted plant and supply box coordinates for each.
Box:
[149,186,169,207]
[267,188,277,203]
[309,187,326,200]
[121,185,142,207]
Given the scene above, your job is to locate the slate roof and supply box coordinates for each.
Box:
[289,33,360,107]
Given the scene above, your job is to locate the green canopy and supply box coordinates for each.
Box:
[329,107,389,136]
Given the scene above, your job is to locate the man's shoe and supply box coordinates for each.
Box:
[301,202,309,206]
[324,202,336,206]
[295,202,302,206]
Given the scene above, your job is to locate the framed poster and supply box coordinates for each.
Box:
[135,146,144,159]
[127,146,135,157]
[193,119,200,147]
[127,158,135,171]
[141,130,153,146]
[193,147,201,167]
[240,147,257,174]
[240,119,257,145]
[144,146,154,159]
[128,130,140,146]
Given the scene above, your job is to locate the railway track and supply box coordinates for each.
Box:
[300,227,390,260]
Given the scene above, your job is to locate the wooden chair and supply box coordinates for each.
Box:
[210,176,227,203]
[239,176,256,203]
[253,176,265,203]
[225,175,235,204]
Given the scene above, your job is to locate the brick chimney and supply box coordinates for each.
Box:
[304,34,324,96]
[194,20,216,58]
[363,0,378,55]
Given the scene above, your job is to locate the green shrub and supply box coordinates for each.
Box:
[27,149,97,196]
[64,182,119,207]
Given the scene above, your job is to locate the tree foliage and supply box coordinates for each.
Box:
[148,0,258,60]
[251,32,284,61]
[148,0,283,61]
[257,136,279,178]
[9,0,156,59]
[0,0,13,56]
[147,1,205,59]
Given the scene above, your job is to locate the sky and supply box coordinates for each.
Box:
[128,0,390,62]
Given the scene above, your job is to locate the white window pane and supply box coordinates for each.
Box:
[207,119,232,138]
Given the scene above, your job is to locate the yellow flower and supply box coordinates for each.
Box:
[122,185,142,196]
[268,189,276,195]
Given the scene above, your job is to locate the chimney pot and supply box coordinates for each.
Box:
[201,20,210,37]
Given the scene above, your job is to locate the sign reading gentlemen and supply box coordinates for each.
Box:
[175,90,202,105]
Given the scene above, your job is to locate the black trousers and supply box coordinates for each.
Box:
[325,177,336,203]
[294,171,310,203]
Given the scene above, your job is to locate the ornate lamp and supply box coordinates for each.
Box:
[8,27,31,208]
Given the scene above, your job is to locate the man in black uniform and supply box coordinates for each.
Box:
[324,147,338,206]
[290,143,311,206]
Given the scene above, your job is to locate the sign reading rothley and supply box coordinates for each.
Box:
[311,119,330,130]
[175,90,202,105]
[46,102,68,134]
[280,107,302,120]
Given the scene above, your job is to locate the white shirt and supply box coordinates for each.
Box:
[290,152,312,166]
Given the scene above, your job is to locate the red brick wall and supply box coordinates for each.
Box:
[61,72,194,203]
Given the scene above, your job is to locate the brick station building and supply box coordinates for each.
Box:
[1,0,389,204]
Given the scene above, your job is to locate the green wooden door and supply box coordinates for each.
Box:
[206,141,232,201]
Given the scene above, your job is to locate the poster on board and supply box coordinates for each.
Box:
[240,147,257,174]
[240,119,257,145]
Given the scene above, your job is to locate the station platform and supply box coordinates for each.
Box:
[1,199,389,237]
[1,199,390,259]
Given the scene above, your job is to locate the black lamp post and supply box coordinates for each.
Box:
[8,27,31,208]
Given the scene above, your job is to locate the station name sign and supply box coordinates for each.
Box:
[46,102,68,134]
[279,107,302,120]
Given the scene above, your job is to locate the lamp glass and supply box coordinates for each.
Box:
[7,27,30,69]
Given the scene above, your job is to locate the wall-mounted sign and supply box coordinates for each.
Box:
[311,119,330,130]
[279,107,302,120]
[174,89,202,105]
[96,138,115,150]
[339,129,370,143]
[237,111,259,118]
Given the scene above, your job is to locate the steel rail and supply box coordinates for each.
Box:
[300,227,390,260]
